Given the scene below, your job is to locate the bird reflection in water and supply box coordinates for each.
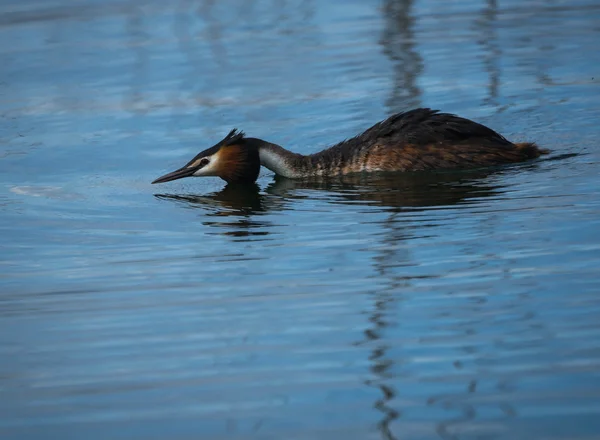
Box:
[267,168,510,213]
[155,168,509,240]
[155,183,272,239]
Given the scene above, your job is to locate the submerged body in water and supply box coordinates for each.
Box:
[152,108,549,185]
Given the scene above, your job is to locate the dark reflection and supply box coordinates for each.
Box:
[154,169,510,243]
[359,285,401,440]
[353,205,439,440]
[156,170,506,213]
[155,184,276,238]
[267,170,505,211]
[156,183,266,215]
[380,0,423,112]
[474,0,501,107]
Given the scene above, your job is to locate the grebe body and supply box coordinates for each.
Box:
[152,108,548,185]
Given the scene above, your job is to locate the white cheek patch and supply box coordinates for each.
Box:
[192,157,219,176]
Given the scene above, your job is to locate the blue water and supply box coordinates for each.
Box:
[1,1,600,439]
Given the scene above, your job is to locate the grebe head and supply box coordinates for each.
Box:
[151,129,261,185]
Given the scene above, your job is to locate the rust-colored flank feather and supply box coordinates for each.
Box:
[151,108,549,185]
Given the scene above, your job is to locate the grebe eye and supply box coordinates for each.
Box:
[199,158,209,167]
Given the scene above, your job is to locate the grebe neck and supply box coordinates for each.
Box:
[258,142,314,178]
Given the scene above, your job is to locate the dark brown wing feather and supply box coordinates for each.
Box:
[316,108,547,172]
[361,108,511,145]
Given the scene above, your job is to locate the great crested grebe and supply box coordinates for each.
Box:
[152,108,548,185]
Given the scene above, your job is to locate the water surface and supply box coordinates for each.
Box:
[1,1,600,439]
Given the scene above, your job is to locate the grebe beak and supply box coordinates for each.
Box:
[151,165,197,184]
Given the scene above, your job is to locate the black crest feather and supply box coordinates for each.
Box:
[184,128,246,167]
[221,128,246,146]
